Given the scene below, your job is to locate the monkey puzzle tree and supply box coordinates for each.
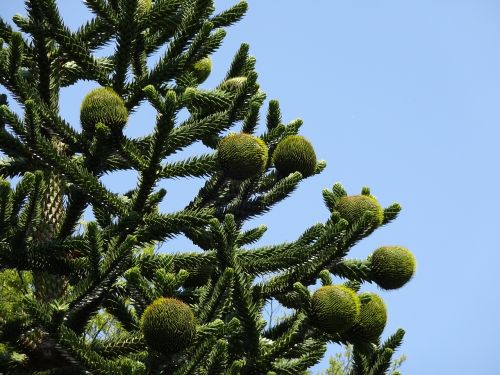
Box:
[0,1,415,374]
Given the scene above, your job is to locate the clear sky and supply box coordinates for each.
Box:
[2,1,500,374]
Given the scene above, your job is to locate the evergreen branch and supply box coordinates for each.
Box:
[170,338,215,375]
[224,43,249,80]
[83,0,117,25]
[241,100,261,133]
[260,313,307,366]
[280,337,326,361]
[0,179,12,237]
[237,224,327,276]
[64,235,137,333]
[266,99,282,130]
[35,99,83,151]
[117,136,149,171]
[7,32,24,85]
[196,267,233,323]
[350,347,370,375]
[0,104,26,139]
[132,32,147,79]
[159,153,217,179]
[382,203,401,225]
[226,172,302,221]
[85,222,103,281]
[124,267,152,313]
[112,0,138,93]
[235,225,267,246]
[379,328,405,353]
[74,17,115,51]
[12,171,44,251]
[231,264,260,357]
[29,0,54,105]
[58,325,134,374]
[166,0,214,60]
[135,209,214,243]
[0,17,16,43]
[0,128,29,159]
[184,88,233,115]
[257,220,348,297]
[10,172,35,226]
[131,91,176,213]
[210,1,248,28]
[263,311,300,341]
[102,288,140,332]
[367,348,393,375]
[204,339,229,375]
[92,332,145,357]
[0,157,33,178]
[186,174,224,210]
[330,259,372,282]
[144,0,185,55]
[39,5,110,85]
[26,117,127,216]
[164,111,231,155]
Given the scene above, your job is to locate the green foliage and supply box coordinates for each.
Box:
[345,293,387,343]
[0,0,415,373]
[140,297,197,354]
[370,246,416,290]
[217,132,268,180]
[80,87,128,133]
[309,285,360,334]
[272,135,317,177]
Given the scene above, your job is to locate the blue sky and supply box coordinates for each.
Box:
[2,1,500,373]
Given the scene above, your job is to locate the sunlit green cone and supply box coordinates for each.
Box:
[217,133,268,180]
[335,195,384,227]
[193,57,212,84]
[80,87,128,133]
[346,292,387,342]
[219,76,247,92]
[370,246,416,290]
[138,0,152,14]
[310,285,361,334]
[272,135,317,177]
[141,297,197,354]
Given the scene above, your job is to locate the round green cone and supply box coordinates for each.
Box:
[335,195,384,227]
[193,57,212,84]
[80,87,128,133]
[346,292,387,342]
[310,285,361,334]
[141,297,197,354]
[217,133,268,180]
[370,246,416,290]
[219,77,247,92]
[272,135,317,177]
[138,0,152,14]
